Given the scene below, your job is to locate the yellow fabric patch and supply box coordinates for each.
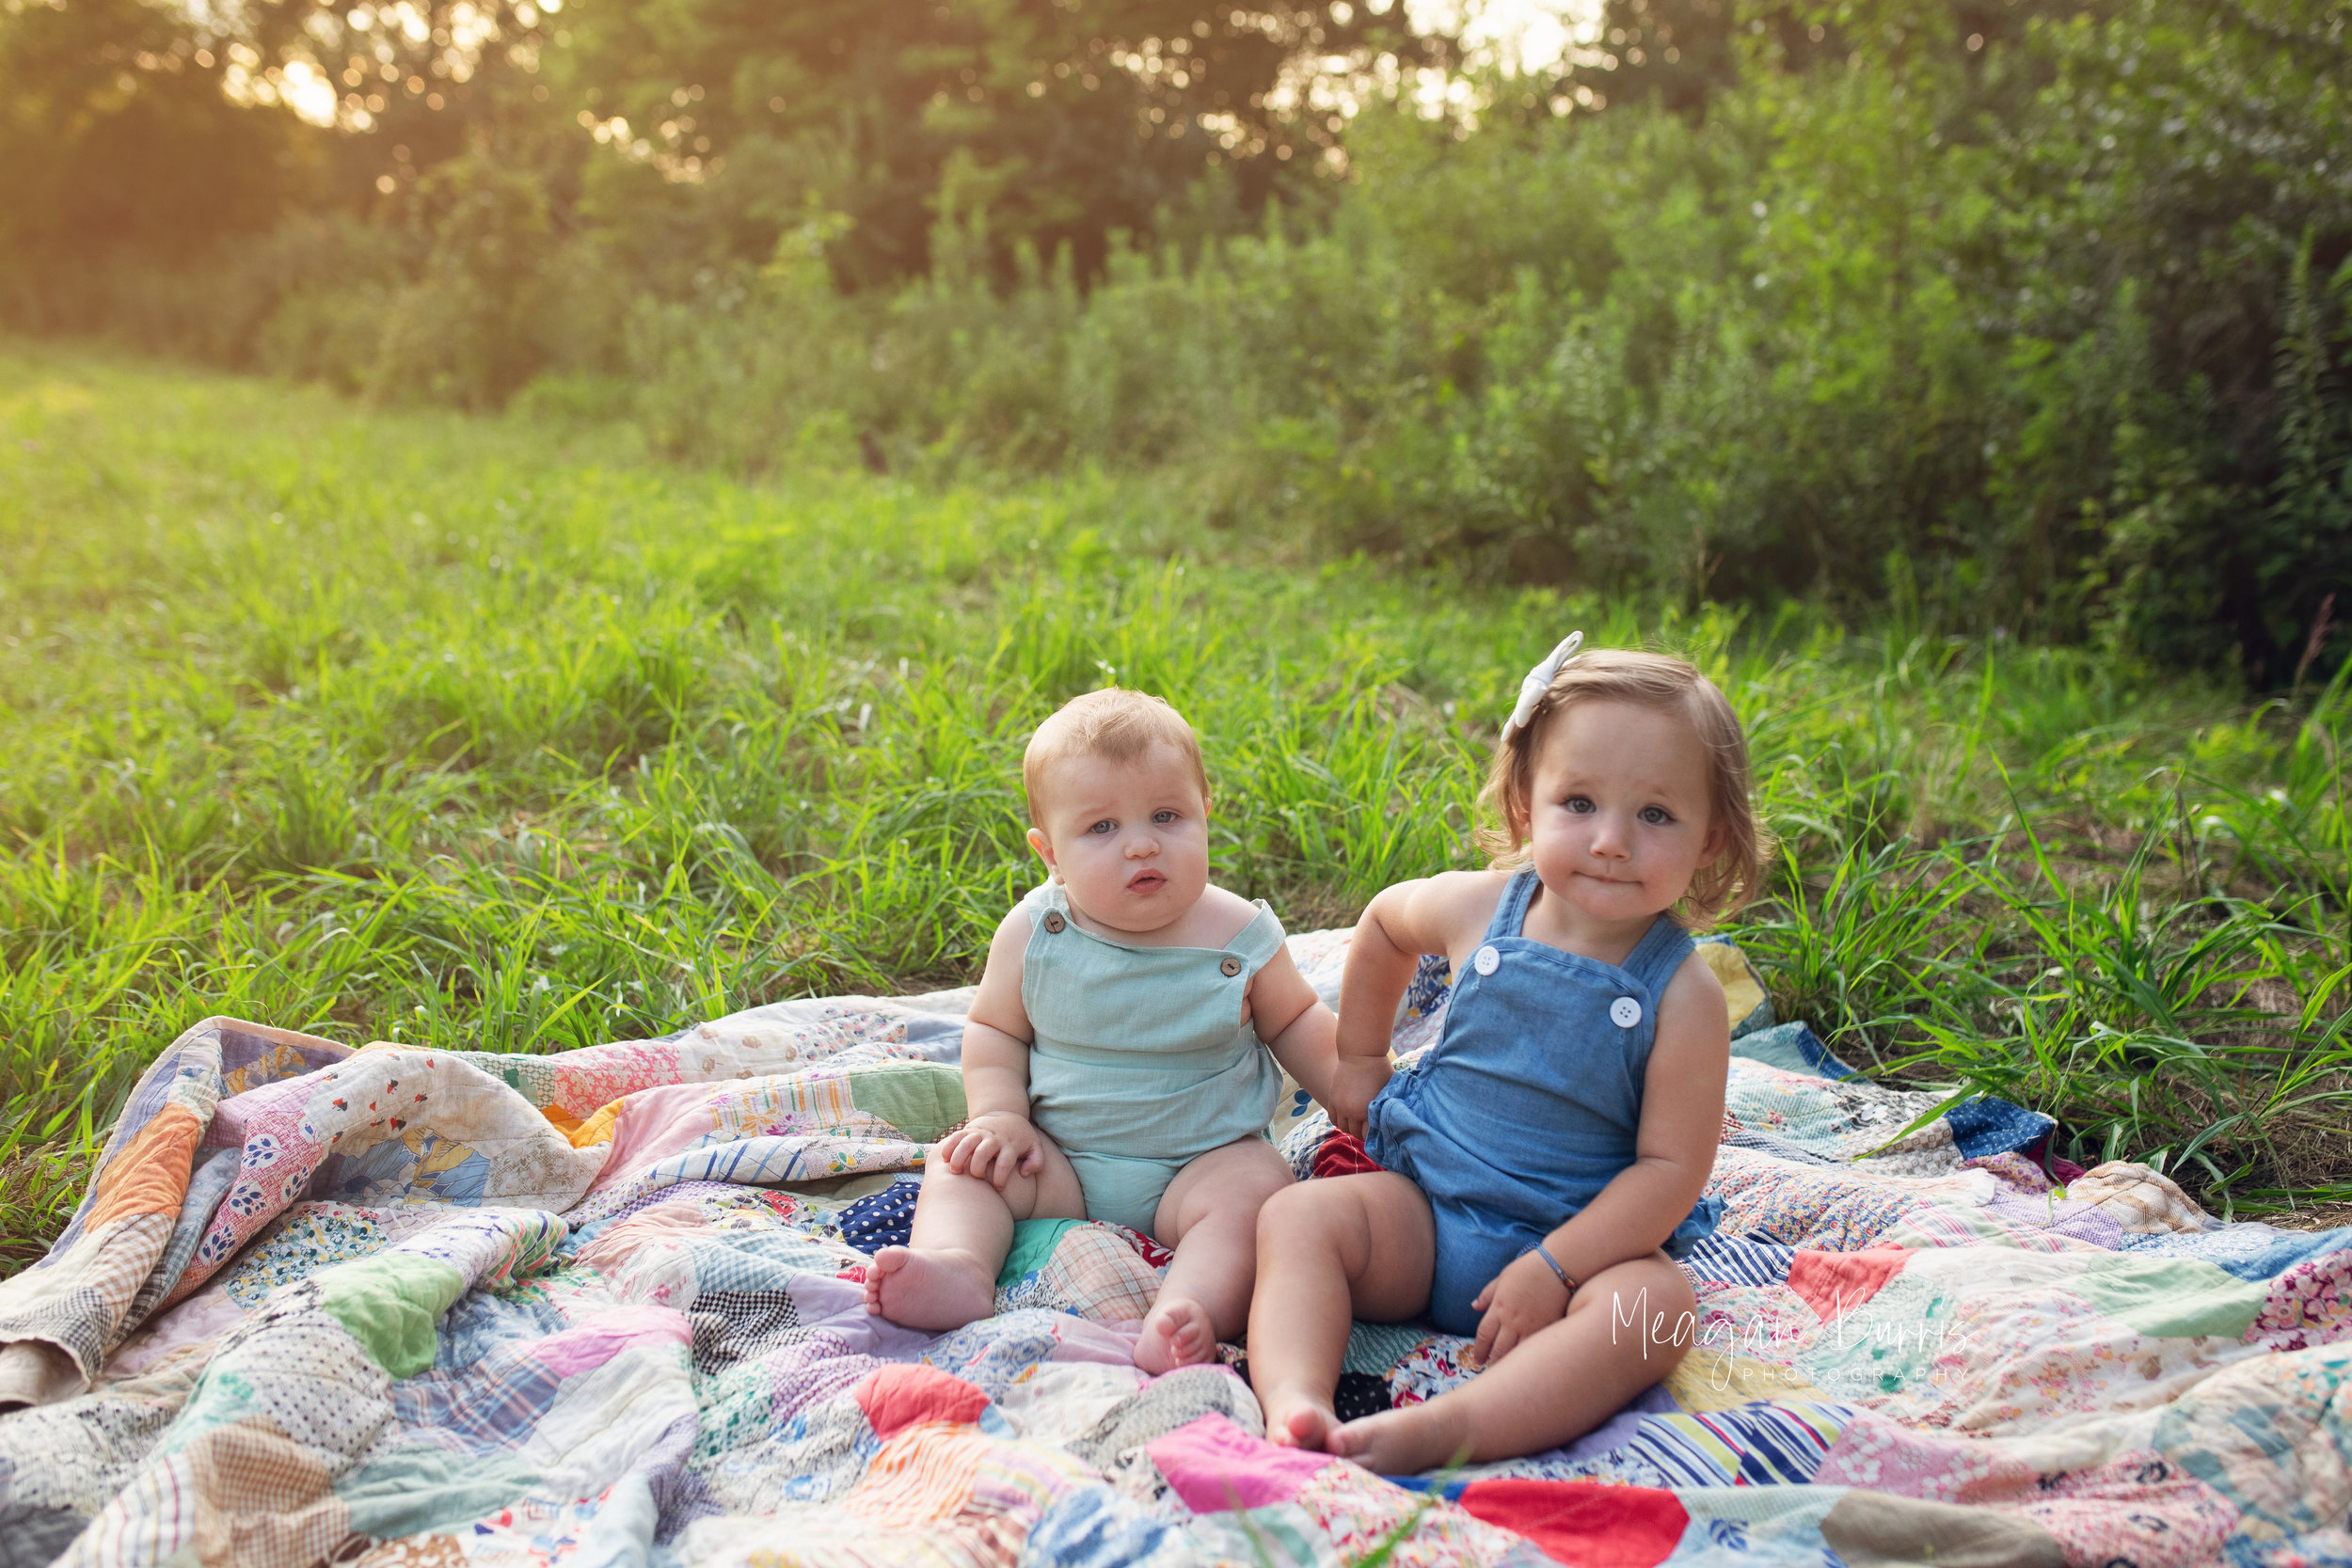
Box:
[564,1098,624,1148]
[1700,942,1769,1031]
[1665,1347,1833,1411]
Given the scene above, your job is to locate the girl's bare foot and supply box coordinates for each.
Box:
[1327,1399,1476,1477]
[1257,1390,1342,1451]
[1134,1295,1220,1375]
[863,1245,997,1331]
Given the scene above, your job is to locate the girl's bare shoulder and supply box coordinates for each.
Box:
[1656,944,1731,1040]
[1416,868,1516,917]
[1381,868,1514,956]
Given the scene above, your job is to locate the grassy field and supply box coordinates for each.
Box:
[3,341,2347,1275]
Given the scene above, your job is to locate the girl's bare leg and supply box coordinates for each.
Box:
[1327,1253,1696,1474]
[1132,1137,1295,1374]
[1248,1172,1436,1449]
[866,1137,1087,1331]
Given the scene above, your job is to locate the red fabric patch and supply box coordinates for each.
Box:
[852,1363,992,1440]
[1454,1479,1689,1567]
[1311,1131,1386,1180]
[1788,1245,1911,1323]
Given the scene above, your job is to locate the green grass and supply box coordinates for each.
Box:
[2,341,2346,1274]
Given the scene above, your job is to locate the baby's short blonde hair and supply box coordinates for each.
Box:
[1023,689,1210,828]
[1477,648,1773,926]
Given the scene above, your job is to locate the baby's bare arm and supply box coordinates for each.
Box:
[944,910,1046,1184]
[1254,945,1339,1106]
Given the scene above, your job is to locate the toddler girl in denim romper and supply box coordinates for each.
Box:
[866,689,1342,1375]
[1249,636,1772,1475]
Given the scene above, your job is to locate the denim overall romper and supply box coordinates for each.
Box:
[1364,869,1724,1334]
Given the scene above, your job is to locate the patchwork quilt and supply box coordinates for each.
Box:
[1,930,2346,1568]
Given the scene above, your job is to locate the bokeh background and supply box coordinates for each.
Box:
[2,0,2346,678]
[4,0,2350,1261]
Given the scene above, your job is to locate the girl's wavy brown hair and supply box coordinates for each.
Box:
[1474,647,1773,927]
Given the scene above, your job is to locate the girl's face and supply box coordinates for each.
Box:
[1522,699,1725,928]
[1026,744,1212,935]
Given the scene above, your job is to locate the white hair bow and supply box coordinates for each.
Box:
[1502,631,1583,743]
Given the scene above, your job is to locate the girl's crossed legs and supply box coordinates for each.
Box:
[866,1132,1292,1375]
[1248,1172,1697,1476]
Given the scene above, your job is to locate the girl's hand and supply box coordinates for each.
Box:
[937,1111,1044,1189]
[1467,1251,1573,1370]
[1325,1055,1393,1141]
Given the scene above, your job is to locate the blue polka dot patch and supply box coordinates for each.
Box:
[839,1178,923,1254]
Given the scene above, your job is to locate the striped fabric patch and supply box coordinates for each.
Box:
[1723,1130,1848,1168]
[1619,1401,1851,1487]
[1682,1234,1801,1289]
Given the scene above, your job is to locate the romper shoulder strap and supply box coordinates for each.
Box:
[1229,900,1286,971]
[1623,914,1696,994]
[1485,868,1542,942]
[1023,879,1069,920]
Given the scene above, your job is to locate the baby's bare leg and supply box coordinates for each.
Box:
[866,1137,1087,1331]
[1133,1138,1294,1375]
[1327,1254,1696,1474]
[1248,1172,1434,1449]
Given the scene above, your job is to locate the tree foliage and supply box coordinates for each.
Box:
[0,0,2344,679]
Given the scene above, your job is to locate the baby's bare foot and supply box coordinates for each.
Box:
[1260,1396,1342,1451]
[1133,1294,1220,1375]
[864,1245,997,1331]
[1327,1402,1476,1477]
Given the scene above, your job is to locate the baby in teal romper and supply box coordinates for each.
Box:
[863,688,1342,1373]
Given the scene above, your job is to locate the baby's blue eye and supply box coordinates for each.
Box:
[1153,809,1179,824]
[1640,805,1673,825]
[1089,819,1117,834]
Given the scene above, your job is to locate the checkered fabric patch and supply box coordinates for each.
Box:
[690,1287,805,1371]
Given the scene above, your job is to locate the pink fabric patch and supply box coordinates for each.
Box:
[1788,1245,1910,1323]
[534,1307,691,1377]
[854,1363,993,1440]
[1149,1413,1337,1514]
[584,1082,738,1193]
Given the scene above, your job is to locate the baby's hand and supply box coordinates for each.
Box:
[1324,1055,1392,1141]
[937,1111,1043,1190]
[1466,1251,1573,1370]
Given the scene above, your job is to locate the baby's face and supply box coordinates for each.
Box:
[1027,744,1212,936]
[1524,700,1723,927]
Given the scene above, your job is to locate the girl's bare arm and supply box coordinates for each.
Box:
[1328,872,1502,1133]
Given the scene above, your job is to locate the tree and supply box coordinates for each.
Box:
[554,0,1446,289]
[0,0,307,321]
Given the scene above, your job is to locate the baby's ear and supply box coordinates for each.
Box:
[1026,826,1056,870]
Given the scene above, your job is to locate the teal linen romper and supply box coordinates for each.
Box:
[1019,880,1287,1236]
